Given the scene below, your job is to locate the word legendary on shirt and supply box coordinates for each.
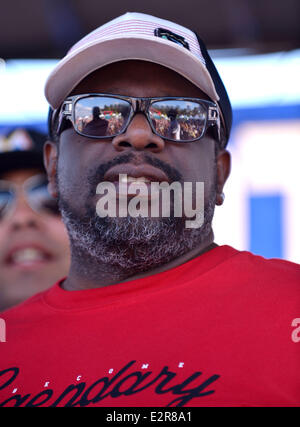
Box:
[0,360,220,407]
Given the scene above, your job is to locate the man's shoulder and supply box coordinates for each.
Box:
[222,245,300,288]
[235,247,300,273]
[208,244,299,271]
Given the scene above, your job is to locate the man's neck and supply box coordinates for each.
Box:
[62,234,217,291]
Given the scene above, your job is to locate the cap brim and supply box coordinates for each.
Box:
[45,35,219,109]
[0,151,44,176]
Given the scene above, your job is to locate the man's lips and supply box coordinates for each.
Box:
[103,164,170,184]
[102,164,171,199]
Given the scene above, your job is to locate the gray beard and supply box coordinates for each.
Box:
[59,192,216,277]
[57,151,217,278]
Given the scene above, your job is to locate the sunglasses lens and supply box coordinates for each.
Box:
[149,100,207,141]
[28,182,59,216]
[0,191,12,219]
[74,96,132,137]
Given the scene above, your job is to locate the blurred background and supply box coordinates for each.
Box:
[0,0,299,262]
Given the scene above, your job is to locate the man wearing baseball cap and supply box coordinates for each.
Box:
[0,128,70,311]
[0,13,299,407]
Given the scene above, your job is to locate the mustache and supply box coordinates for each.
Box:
[87,153,183,196]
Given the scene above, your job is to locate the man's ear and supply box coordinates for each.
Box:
[44,140,58,199]
[216,149,231,206]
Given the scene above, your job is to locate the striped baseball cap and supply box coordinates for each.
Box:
[45,12,232,143]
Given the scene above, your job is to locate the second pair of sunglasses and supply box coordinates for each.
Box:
[0,174,59,220]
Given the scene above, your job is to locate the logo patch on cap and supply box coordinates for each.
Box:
[0,130,33,153]
[154,28,190,50]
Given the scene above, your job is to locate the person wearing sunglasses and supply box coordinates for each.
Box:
[0,128,70,311]
[0,13,299,407]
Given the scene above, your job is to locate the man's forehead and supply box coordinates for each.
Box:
[70,60,210,100]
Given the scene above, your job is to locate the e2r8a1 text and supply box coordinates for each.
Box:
[150,412,191,422]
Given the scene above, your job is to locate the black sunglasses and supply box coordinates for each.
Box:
[55,93,221,143]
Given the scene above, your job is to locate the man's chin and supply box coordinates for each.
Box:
[64,214,206,273]
[58,190,216,274]
[93,215,183,244]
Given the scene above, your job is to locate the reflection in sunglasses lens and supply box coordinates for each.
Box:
[75,97,132,137]
[150,101,206,141]
[72,97,209,141]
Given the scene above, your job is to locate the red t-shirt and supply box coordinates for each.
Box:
[0,245,299,407]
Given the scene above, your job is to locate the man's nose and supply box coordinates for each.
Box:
[112,113,165,153]
[7,195,41,231]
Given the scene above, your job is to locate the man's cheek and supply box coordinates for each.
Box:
[57,159,84,199]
